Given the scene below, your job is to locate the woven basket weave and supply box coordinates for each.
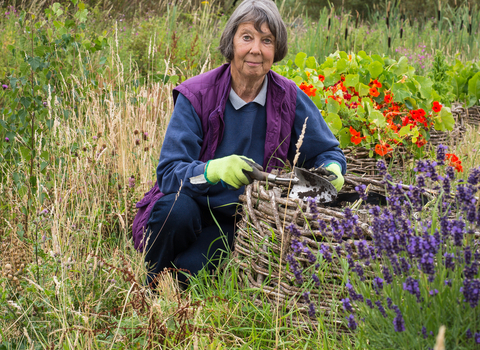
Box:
[427,103,467,148]
[232,174,382,332]
[451,103,480,126]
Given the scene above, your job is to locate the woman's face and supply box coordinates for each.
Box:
[231,22,275,84]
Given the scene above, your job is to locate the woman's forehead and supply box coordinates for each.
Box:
[237,21,272,35]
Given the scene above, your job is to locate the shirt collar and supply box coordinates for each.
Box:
[229,75,268,110]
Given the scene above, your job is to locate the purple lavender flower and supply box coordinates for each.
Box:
[303,292,316,317]
[355,184,368,202]
[377,160,387,176]
[354,263,365,281]
[403,276,422,302]
[346,280,364,302]
[382,266,393,284]
[399,257,411,274]
[467,168,480,186]
[464,262,479,280]
[366,299,374,309]
[476,332,480,344]
[341,297,353,312]
[287,223,302,238]
[386,297,393,309]
[375,300,387,318]
[466,328,473,338]
[311,273,320,287]
[422,326,428,338]
[444,279,452,286]
[436,144,447,164]
[373,277,384,290]
[444,252,455,270]
[320,244,332,263]
[393,310,406,332]
[287,254,303,284]
[429,289,439,296]
[346,314,357,330]
[355,240,371,260]
[462,278,480,308]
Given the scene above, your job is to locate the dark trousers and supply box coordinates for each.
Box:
[144,193,236,285]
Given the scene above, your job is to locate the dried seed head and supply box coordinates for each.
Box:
[134,129,139,135]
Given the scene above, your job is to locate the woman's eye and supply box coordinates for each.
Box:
[243,35,251,40]
[264,39,272,44]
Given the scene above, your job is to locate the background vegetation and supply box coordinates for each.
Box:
[0,0,479,348]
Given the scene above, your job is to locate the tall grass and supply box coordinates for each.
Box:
[1,0,480,348]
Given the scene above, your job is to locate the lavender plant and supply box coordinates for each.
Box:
[342,145,480,348]
[285,145,480,348]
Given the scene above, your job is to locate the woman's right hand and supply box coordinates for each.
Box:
[205,155,262,189]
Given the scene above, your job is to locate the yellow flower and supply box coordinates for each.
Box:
[201,1,209,4]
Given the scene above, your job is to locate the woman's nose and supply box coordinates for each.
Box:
[249,39,262,54]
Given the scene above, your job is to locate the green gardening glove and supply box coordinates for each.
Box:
[205,155,259,190]
[325,163,345,192]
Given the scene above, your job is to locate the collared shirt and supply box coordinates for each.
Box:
[228,75,268,110]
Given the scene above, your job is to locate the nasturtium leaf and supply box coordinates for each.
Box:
[392,56,409,76]
[344,74,359,87]
[295,52,307,70]
[399,125,412,137]
[338,127,352,148]
[368,61,383,78]
[336,59,347,73]
[326,99,340,114]
[414,75,433,99]
[324,67,336,77]
[325,112,342,134]
[292,76,303,86]
[369,110,386,127]
[358,83,370,97]
[305,56,317,69]
[339,51,348,59]
[434,106,455,132]
[392,83,412,102]
[371,54,385,65]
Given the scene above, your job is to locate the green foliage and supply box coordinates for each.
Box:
[447,60,480,107]
[273,50,455,155]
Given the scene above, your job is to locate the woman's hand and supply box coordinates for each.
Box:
[325,163,345,192]
[205,155,261,189]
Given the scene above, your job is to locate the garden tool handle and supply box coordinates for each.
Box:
[242,160,300,185]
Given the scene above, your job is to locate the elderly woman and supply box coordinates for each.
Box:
[140,0,346,286]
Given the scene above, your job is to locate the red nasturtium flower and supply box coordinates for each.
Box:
[375,143,392,156]
[370,79,382,88]
[446,153,464,172]
[415,137,427,148]
[369,87,380,97]
[384,94,393,104]
[349,126,365,145]
[318,74,325,82]
[432,101,442,113]
[299,82,317,97]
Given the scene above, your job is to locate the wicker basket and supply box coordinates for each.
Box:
[427,103,467,148]
[343,147,407,181]
[452,103,480,126]
[233,176,378,332]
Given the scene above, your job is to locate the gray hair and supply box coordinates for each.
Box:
[219,0,288,63]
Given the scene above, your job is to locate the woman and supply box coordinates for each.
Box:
[135,0,347,286]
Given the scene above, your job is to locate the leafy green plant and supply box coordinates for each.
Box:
[273,51,455,157]
[446,59,480,107]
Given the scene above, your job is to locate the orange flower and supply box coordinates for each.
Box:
[370,79,382,88]
[415,137,427,148]
[432,101,442,113]
[299,82,317,97]
[318,74,325,82]
[349,126,365,145]
[384,94,393,104]
[446,153,463,172]
[369,87,380,97]
[306,71,311,79]
[375,143,392,156]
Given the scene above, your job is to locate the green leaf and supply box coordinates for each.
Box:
[369,110,386,127]
[338,127,351,148]
[434,106,455,132]
[20,97,31,109]
[305,56,317,69]
[414,75,433,99]
[358,83,370,97]
[295,52,307,70]
[326,99,340,114]
[468,72,480,101]
[392,56,409,76]
[368,61,383,79]
[398,125,412,137]
[325,112,342,134]
[344,74,359,88]
[292,76,303,85]
[392,83,412,102]
[336,58,347,73]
